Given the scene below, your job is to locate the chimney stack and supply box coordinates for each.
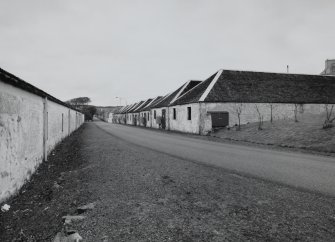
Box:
[321,59,335,75]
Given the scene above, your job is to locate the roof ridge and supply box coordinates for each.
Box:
[170,80,190,105]
[199,70,223,102]
[133,100,149,112]
[172,72,218,105]
[135,98,153,112]
[151,92,171,108]
[220,68,335,77]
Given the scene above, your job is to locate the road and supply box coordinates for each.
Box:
[96,122,335,196]
[2,122,335,241]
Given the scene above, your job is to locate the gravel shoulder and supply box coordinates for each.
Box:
[1,122,335,241]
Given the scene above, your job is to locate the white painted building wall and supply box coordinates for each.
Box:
[0,81,84,202]
[139,111,151,127]
[203,103,325,130]
[169,102,327,135]
[126,113,132,125]
[151,107,166,129]
[168,103,201,134]
[108,113,114,123]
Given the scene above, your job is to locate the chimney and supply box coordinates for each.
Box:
[321,59,335,75]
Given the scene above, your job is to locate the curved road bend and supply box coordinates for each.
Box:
[95,122,335,196]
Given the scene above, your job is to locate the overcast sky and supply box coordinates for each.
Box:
[1,0,334,106]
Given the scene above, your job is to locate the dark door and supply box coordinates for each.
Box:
[211,112,229,128]
[161,109,166,129]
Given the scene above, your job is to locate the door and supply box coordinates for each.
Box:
[161,109,166,129]
[211,112,229,128]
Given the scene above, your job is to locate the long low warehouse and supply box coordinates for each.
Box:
[111,69,335,135]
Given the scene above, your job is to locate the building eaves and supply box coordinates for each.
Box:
[0,67,83,113]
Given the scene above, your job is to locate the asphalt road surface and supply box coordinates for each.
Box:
[96,122,335,196]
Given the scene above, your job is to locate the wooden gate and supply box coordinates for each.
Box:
[210,112,229,128]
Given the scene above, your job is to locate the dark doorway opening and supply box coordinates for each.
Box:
[210,111,229,128]
[161,109,166,129]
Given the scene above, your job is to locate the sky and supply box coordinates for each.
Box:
[1,0,335,106]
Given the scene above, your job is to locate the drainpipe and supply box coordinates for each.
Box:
[168,107,171,131]
[68,109,70,135]
[199,103,203,135]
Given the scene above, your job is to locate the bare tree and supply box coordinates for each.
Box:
[268,104,278,123]
[255,104,264,130]
[233,103,243,130]
[293,104,299,122]
[323,104,335,129]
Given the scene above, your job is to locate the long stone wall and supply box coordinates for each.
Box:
[0,80,84,202]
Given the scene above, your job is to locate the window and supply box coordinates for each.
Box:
[187,107,191,120]
[154,110,156,119]
[173,108,176,120]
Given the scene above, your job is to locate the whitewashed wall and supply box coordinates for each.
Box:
[168,103,201,134]
[201,102,327,135]
[126,113,132,125]
[168,102,327,135]
[151,108,162,129]
[0,81,84,202]
[139,111,151,127]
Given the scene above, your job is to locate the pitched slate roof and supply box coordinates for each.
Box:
[173,70,335,105]
[113,106,124,114]
[128,101,144,113]
[119,104,134,114]
[173,72,218,105]
[151,80,202,108]
[142,96,164,111]
[117,105,128,114]
[135,98,153,112]
[170,80,202,105]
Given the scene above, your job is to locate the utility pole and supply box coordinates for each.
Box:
[116,96,128,106]
[116,97,121,106]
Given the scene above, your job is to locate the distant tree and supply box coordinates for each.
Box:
[255,104,264,130]
[66,97,95,121]
[66,97,91,106]
[82,105,97,121]
[233,103,243,131]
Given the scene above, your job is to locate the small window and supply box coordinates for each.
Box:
[154,110,156,119]
[173,108,176,120]
[187,107,191,120]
